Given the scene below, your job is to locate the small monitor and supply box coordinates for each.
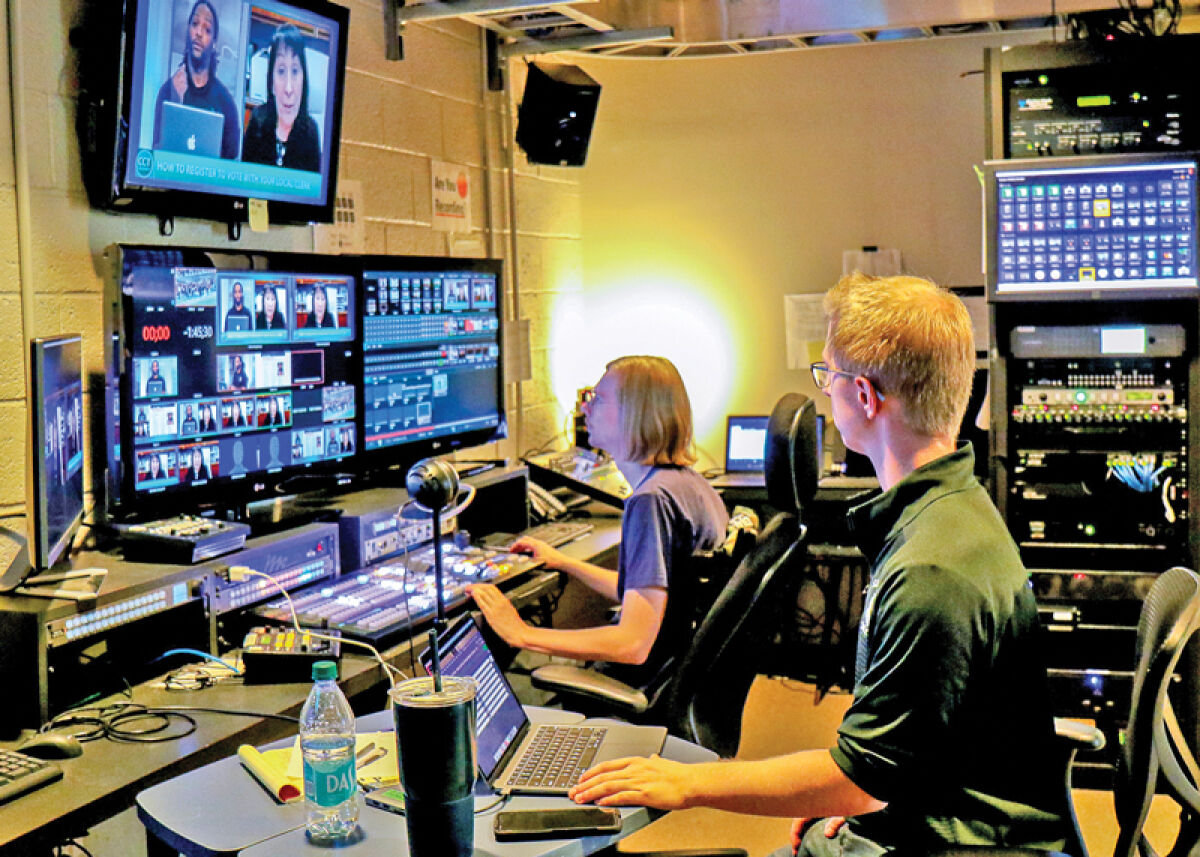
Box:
[359,258,505,467]
[724,416,768,474]
[30,335,86,570]
[987,154,1200,301]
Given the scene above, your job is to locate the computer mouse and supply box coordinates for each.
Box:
[18,734,84,760]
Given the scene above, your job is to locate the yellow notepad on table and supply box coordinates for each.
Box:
[240,731,399,804]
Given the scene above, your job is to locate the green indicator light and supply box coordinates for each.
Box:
[1038,74,1049,85]
[1077,95,1112,107]
[1133,91,1141,100]
[1074,390,1088,403]
[1084,524,1096,537]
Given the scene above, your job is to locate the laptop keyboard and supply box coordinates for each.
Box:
[507,725,605,790]
[0,749,63,805]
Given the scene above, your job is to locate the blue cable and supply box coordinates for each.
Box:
[155,648,243,675]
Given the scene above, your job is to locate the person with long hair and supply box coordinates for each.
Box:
[242,25,321,171]
[469,355,728,689]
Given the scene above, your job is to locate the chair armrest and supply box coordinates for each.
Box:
[530,664,649,715]
[1054,717,1106,752]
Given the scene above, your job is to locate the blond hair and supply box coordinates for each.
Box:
[823,272,974,438]
[605,355,697,467]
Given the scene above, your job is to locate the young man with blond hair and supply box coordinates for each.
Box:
[469,355,728,688]
[570,275,1066,856]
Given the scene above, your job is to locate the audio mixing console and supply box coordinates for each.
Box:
[251,539,544,643]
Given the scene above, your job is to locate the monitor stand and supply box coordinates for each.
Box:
[15,569,108,602]
[0,525,107,601]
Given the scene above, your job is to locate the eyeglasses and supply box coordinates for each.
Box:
[809,362,885,401]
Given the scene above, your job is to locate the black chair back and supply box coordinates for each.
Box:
[663,393,819,756]
[1114,566,1200,857]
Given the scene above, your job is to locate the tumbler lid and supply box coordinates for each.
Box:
[312,660,338,681]
[389,676,475,707]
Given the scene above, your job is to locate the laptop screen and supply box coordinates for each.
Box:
[421,617,529,781]
[725,415,768,473]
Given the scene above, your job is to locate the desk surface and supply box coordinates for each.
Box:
[137,708,717,857]
[0,517,622,856]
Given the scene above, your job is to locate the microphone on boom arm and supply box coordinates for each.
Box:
[404,458,474,690]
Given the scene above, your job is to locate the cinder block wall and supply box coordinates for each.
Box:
[0,0,583,520]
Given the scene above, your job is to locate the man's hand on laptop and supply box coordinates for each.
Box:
[569,755,696,810]
[467,583,528,647]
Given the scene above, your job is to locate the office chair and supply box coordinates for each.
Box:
[531,392,820,757]
[917,566,1200,857]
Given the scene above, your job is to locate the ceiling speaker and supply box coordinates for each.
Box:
[516,63,601,167]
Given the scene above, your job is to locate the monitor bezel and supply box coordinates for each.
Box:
[99,0,350,226]
[107,244,362,522]
[985,152,1200,303]
[29,334,86,571]
[356,255,507,476]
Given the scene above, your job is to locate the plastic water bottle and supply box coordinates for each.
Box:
[299,660,360,844]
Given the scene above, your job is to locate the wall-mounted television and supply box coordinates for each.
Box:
[985,153,1200,302]
[104,245,359,520]
[359,257,507,473]
[78,0,349,227]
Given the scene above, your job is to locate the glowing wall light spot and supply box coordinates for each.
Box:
[549,277,734,449]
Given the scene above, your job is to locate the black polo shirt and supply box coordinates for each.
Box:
[831,445,1067,850]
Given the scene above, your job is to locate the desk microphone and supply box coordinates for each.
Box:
[396,457,478,857]
[404,458,461,690]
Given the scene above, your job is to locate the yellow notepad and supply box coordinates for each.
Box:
[285,732,401,788]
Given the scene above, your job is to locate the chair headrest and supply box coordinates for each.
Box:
[764,393,819,513]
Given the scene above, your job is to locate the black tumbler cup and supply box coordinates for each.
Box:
[389,676,477,857]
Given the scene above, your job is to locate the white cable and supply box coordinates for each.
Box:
[228,566,402,688]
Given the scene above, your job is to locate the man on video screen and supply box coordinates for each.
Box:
[152,0,241,160]
[224,281,254,332]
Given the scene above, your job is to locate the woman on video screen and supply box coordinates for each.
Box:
[242,25,321,172]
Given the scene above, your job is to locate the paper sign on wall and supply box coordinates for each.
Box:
[784,294,828,370]
[432,161,471,233]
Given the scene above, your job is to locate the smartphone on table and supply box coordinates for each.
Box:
[493,806,623,840]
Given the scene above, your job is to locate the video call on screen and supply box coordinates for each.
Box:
[361,270,502,451]
[124,0,343,204]
[124,251,356,495]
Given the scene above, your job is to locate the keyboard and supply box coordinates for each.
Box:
[519,520,595,548]
[0,749,63,805]
[508,725,603,790]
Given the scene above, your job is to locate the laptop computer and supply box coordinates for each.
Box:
[709,414,769,489]
[420,615,668,796]
[159,101,224,158]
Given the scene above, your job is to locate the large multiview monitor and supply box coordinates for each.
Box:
[30,336,86,570]
[78,0,349,226]
[360,257,506,469]
[106,245,358,519]
[986,153,1200,301]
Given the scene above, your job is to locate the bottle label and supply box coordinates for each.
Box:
[303,756,357,808]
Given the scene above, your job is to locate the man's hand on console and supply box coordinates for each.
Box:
[467,583,529,647]
[568,754,697,811]
[508,536,567,569]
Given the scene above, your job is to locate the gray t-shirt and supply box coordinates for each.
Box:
[605,465,728,687]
